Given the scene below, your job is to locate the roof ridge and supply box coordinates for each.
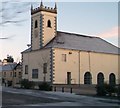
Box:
[57,31,98,38]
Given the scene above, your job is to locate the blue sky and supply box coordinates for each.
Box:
[0,1,118,62]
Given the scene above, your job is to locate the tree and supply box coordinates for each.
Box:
[0,0,32,39]
[38,53,50,82]
[6,55,14,63]
[96,83,117,96]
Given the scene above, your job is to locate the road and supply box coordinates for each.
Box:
[1,87,120,108]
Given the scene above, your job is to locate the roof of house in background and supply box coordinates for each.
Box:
[1,63,17,71]
[22,31,120,54]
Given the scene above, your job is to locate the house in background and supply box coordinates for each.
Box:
[2,62,22,87]
[22,2,120,93]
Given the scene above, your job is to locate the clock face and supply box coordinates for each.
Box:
[34,30,38,38]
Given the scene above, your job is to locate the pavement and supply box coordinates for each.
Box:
[1,87,120,108]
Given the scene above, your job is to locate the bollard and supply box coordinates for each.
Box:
[54,87,56,92]
[70,88,72,93]
[62,87,64,92]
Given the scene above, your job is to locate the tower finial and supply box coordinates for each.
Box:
[54,2,57,9]
[31,4,33,13]
[40,0,43,7]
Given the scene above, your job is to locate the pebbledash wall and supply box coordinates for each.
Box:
[22,48,51,82]
[53,48,119,85]
[22,47,119,85]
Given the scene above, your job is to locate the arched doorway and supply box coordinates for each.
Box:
[84,72,92,84]
[109,73,116,86]
[97,72,104,86]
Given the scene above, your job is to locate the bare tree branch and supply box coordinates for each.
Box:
[0,19,27,25]
[0,1,32,39]
[38,54,50,68]
[0,2,30,26]
[0,35,15,40]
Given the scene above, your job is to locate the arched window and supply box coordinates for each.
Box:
[47,20,51,28]
[84,72,92,84]
[35,20,38,28]
[109,73,116,86]
[97,72,104,86]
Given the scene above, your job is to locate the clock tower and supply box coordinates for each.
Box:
[31,2,57,50]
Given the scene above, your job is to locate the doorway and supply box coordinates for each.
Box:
[67,72,71,85]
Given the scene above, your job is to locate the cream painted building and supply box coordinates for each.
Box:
[2,63,22,87]
[22,2,120,87]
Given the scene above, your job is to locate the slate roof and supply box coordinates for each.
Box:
[1,63,17,71]
[22,31,119,54]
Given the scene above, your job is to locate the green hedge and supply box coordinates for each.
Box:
[38,82,52,91]
[96,83,118,96]
[20,79,35,89]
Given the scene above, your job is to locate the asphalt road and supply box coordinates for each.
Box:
[1,87,120,108]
